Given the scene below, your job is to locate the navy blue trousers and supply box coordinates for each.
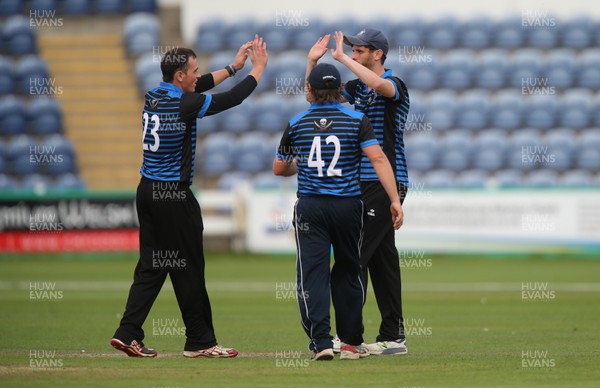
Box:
[294,196,365,352]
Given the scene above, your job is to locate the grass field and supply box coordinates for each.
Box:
[1,252,599,387]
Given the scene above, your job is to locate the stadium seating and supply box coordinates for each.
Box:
[28,96,63,135]
[426,16,459,49]
[459,16,493,50]
[561,15,594,49]
[62,0,92,15]
[0,96,27,135]
[2,15,37,55]
[0,56,15,95]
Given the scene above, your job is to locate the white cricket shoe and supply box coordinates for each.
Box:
[332,335,341,353]
[364,339,408,355]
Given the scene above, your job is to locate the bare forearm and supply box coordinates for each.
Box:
[273,158,297,177]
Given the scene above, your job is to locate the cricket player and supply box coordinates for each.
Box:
[273,63,403,360]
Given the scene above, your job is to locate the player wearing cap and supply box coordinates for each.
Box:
[273,63,402,361]
[306,29,410,355]
[110,36,268,359]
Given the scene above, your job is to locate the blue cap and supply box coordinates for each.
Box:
[343,27,389,56]
[307,63,341,90]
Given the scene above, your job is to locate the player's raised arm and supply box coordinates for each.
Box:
[195,41,252,93]
[331,31,396,98]
[204,35,268,115]
[305,35,330,86]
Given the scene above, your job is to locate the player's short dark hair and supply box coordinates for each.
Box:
[367,45,387,65]
[161,47,197,82]
[310,87,342,103]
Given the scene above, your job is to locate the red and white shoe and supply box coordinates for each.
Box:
[110,338,157,358]
[183,344,238,358]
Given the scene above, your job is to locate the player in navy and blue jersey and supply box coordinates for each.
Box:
[274,63,402,361]
[307,29,410,355]
[111,36,268,359]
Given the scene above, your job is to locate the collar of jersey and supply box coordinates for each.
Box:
[308,101,343,110]
[159,81,184,97]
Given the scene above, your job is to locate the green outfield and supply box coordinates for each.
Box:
[0,253,599,387]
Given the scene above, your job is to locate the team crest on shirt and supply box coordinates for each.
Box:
[149,99,159,109]
[314,118,333,130]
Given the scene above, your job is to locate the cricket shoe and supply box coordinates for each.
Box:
[339,343,370,360]
[311,348,334,361]
[110,338,157,358]
[332,335,341,353]
[183,344,238,358]
[364,339,408,355]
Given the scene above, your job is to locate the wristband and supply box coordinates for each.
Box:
[225,64,237,77]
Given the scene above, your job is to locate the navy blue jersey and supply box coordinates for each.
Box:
[276,101,378,197]
[343,69,409,185]
[140,82,212,184]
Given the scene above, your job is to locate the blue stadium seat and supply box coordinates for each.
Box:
[202,132,236,156]
[426,15,459,49]
[44,134,75,158]
[197,114,221,135]
[544,49,577,90]
[494,16,525,49]
[524,95,557,130]
[258,21,292,52]
[456,90,490,130]
[439,150,470,171]
[509,49,544,89]
[234,132,269,173]
[225,19,258,51]
[254,94,288,134]
[287,95,310,118]
[527,23,561,49]
[511,129,542,149]
[578,49,600,89]
[423,170,455,188]
[403,60,438,91]
[577,148,600,170]
[592,94,600,128]
[7,134,37,161]
[460,16,493,49]
[21,173,51,191]
[559,89,592,129]
[2,16,36,55]
[28,97,63,135]
[129,0,157,13]
[425,91,456,131]
[29,0,57,11]
[217,171,251,191]
[440,49,475,90]
[12,154,40,175]
[561,15,594,49]
[124,13,159,43]
[0,96,27,135]
[578,129,600,151]
[0,0,22,16]
[457,169,488,188]
[16,56,49,95]
[0,56,15,95]
[61,0,91,15]
[389,17,425,48]
[443,131,474,154]
[140,69,162,94]
[476,130,509,154]
[473,149,505,171]
[525,170,559,187]
[221,102,254,134]
[253,172,284,189]
[95,0,124,14]
[45,154,77,176]
[54,173,86,189]
[544,129,576,154]
[195,18,227,53]
[492,91,523,130]
[201,153,232,177]
[127,32,159,56]
[0,174,18,189]
[560,170,592,187]
[264,135,281,166]
[494,169,524,187]
[405,134,438,171]
[475,49,509,89]
[0,154,5,174]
